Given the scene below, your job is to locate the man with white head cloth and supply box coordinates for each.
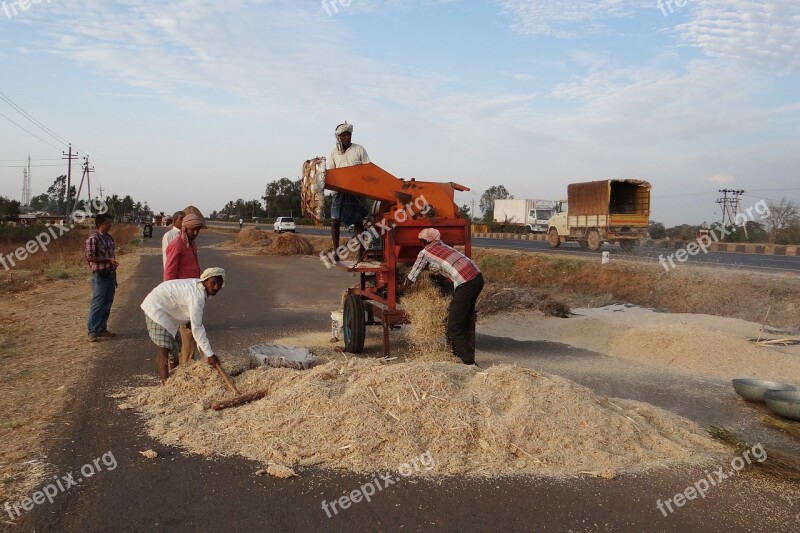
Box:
[328,122,371,258]
[141,267,226,384]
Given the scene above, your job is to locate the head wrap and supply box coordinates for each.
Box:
[182,213,205,229]
[335,122,354,154]
[418,228,441,242]
[198,267,226,288]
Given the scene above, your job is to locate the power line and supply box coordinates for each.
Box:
[0,164,67,168]
[0,90,70,146]
[0,110,63,151]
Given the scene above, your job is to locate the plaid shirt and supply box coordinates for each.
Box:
[85,231,116,272]
[407,240,480,288]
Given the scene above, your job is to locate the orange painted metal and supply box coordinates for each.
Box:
[325,162,472,356]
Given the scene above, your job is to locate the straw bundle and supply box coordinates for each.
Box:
[708,425,800,480]
[759,415,800,441]
[401,277,459,362]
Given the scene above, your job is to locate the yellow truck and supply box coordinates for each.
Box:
[546,179,651,252]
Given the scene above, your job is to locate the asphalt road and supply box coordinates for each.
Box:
[17,227,799,532]
[213,221,800,274]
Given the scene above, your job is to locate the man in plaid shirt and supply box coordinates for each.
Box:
[85,213,119,342]
[401,228,484,365]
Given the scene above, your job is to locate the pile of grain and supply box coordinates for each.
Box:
[235,227,272,247]
[129,359,724,477]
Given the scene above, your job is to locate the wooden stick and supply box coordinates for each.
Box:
[211,389,269,411]
[214,362,241,396]
[756,305,771,343]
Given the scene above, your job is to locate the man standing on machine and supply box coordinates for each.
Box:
[328,122,370,259]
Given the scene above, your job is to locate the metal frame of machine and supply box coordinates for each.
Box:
[303,161,471,356]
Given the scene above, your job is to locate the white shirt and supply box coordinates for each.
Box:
[162,226,181,267]
[141,279,215,357]
[328,144,370,169]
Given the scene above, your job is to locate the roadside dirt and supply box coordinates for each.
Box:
[0,240,143,505]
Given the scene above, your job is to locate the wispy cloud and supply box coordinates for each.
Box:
[677,0,800,73]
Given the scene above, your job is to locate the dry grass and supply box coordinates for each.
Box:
[0,223,141,503]
[708,425,800,481]
[473,250,800,329]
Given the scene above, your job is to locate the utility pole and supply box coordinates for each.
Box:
[70,156,95,216]
[21,155,31,206]
[470,199,476,220]
[62,144,78,216]
[716,189,747,238]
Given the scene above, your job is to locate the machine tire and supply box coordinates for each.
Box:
[343,294,366,353]
[619,240,635,253]
[587,230,602,251]
[547,228,561,248]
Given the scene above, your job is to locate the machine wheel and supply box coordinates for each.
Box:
[587,230,602,251]
[619,240,635,253]
[547,228,561,248]
[343,294,366,353]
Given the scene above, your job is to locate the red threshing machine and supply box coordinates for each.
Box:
[301,159,471,356]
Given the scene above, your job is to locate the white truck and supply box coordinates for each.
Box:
[493,199,556,233]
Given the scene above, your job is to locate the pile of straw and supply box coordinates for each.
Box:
[129,358,725,477]
[235,227,272,247]
[478,284,571,317]
[267,233,314,256]
[400,277,460,363]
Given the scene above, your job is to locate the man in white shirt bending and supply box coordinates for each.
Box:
[162,210,186,267]
[141,267,225,383]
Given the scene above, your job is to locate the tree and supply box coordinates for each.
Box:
[262,178,301,218]
[459,203,471,220]
[648,220,666,239]
[763,198,800,244]
[0,196,21,219]
[479,185,513,223]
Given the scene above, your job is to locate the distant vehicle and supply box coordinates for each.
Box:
[142,221,154,239]
[273,217,296,233]
[547,179,651,252]
[493,199,556,233]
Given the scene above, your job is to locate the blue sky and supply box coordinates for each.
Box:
[1,0,798,225]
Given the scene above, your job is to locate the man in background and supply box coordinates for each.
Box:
[328,122,370,258]
[162,210,185,267]
[85,213,119,342]
[164,212,205,365]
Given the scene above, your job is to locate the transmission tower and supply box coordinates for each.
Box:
[716,189,747,238]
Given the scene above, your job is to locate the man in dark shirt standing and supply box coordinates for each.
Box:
[85,213,118,342]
